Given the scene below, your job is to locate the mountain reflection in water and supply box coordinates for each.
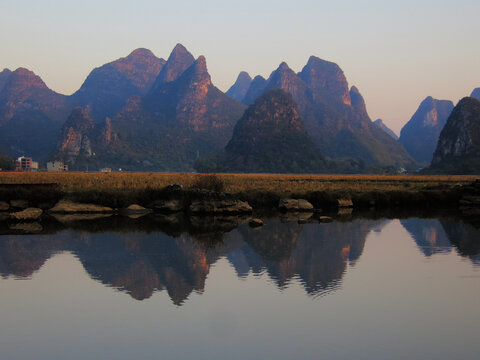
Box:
[1,215,479,305]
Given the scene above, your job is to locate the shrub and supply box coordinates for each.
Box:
[191,174,225,192]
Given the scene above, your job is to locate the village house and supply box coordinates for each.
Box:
[15,157,38,172]
[47,161,69,172]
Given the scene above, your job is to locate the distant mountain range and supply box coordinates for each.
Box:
[226,57,415,170]
[0,44,478,173]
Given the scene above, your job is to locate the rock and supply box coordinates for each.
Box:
[0,212,8,221]
[278,198,314,212]
[49,199,113,213]
[337,198,353,208]
[189,199,252,214]
[249,218,264,227]
[319,216,333,223]
[153,199,184,212]
[10,199,28,209]
[10,207,43,220]
[121,204,152,215]
[0,201,9,211]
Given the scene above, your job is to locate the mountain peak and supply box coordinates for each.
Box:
[216,88,327,173]
[153,44,195,86]
[195,55,207,72]
[172,43,190,55]
[226,71,252,101]
[9,67,48,89]
[242,75,268,105]
[298,56,351,105]
[277,62,292,72]
[128,48,156,58]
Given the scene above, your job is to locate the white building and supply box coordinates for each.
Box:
[47,161,68,172]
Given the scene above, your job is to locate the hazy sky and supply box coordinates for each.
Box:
[1,0,479,134]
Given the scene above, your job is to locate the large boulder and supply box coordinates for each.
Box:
[278,198,314,212]
[10,207,43,220]
[189,199,252,214]
[49,200,113,213]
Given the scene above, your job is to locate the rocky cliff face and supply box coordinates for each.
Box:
[374,119,398,140]
[195,89,328,173]
[399,96,454,164]
[240,57,415,169]
[428,97,480,174]
[56,107,95,164]
[226,71,252,101]
[298,56,351,106]
[71,48,166,122]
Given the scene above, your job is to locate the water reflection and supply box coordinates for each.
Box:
[399,218,480,265]
[400,219,452,256]
[1,214,480,305]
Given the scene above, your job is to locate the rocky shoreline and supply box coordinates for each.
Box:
[1,181,479,233]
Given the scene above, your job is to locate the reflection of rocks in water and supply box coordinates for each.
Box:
[400,219,452,257]
[72,232,219,305]
[0,216,248,305]
[279,212,313,223]
[440,220,480,265]
[9,222,43,234]
[0,235,65,279]
[231,219,378,296]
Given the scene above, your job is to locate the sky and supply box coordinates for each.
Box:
[1,0,479,134]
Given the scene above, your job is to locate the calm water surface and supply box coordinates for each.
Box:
[0,215,479,360]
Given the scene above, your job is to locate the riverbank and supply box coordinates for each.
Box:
[0,173,478,218]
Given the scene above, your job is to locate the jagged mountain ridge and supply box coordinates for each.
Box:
[75,47,246,171]
[1,45,422,171]
[399,96,454,164]
[238,57,416,168]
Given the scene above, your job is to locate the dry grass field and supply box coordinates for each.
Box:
[0,172,476,194]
